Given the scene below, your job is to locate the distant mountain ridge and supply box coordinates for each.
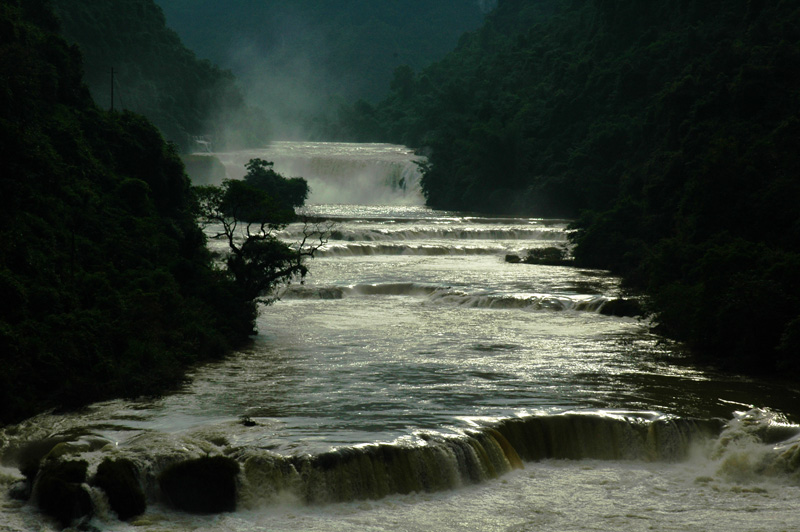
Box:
[154,0,489,138]
[0,0,256,423]
[51,0,269,151]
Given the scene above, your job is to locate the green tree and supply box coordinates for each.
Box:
[242,158,309,212]
[50,0,271,151]
[0,0,260,423]
[195,162,325,304]
[340,0,800,375]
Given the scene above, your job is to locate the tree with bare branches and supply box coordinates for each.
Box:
[194,161,326,304]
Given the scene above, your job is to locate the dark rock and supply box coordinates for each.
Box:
[36,460,92,528]
[8,479,31,501]
[599,298,643,318]
[778,316,800,373]
[91,458,146,520]
[523,247,573,266]
[159,456,240,514]
[74,516,101,532]
[9,436,72,481]
[505,254,522,263]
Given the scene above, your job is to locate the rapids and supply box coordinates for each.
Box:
[1,142,799,531]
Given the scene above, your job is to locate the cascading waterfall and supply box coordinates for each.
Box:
[4,409,799,516]
[214,141,426,205]
[234,411,734,506]
[2,141,799,531]
[280,282,610,312]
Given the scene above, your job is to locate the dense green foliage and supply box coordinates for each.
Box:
[154,0,490,137]
[339,0,800,374]
[50,0,268,151]
[241,159,310,213]
[195,159,317,304]
[0,1,258,424]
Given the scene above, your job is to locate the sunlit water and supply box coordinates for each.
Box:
[2,142,800,531]
[214,141,425,205]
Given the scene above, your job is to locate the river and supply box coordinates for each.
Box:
[2,142,800,531]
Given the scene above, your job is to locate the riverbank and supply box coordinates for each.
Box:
[0,3,256,425]
[2,200,799,530]
[330,0,800,377]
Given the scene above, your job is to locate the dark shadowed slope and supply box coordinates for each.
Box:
[51,0,269,151]
[339,0,800,376]
[0,0,256,424]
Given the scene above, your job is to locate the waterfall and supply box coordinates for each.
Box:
[213,141,426,205]
[235,412,723,507]
[5,403,800,528]
[4,411,732,511]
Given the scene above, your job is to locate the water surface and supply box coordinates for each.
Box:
[2,142,799,531]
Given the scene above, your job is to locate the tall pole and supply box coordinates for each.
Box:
[110,67,115,112]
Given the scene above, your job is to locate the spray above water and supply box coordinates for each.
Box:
[213,141,426,206]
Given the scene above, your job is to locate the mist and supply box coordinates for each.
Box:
[212,142,425,205]
[224,17,339,142]
[154,1,489,142]
[476,0,498,13]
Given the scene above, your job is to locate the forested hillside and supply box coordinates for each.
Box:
[0,0,257,424]
[342,0,800,375]
[50,0,268,151]
[154,0,490,137]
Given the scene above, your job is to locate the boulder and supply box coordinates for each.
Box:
[91,458,146,520]
[523,247,573,266]
[8,436,72,481]
[35,460,92,528]
[599,298,643,318]
[8,479,31,501]
[159,456,240,513]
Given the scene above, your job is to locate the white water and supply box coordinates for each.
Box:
[2,142,800,531]
[214,141,425,205]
